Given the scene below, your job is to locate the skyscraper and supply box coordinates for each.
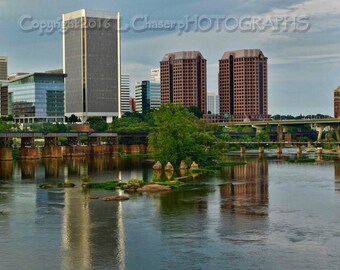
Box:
[207,92,220,115]
[334,86,340,118]
[135,81,160,113]
[0,56,8,80]
[219,49,268,122]
[63,10,121,122]
[121,74,130,114]
[150,68,160,83]
[160,51,207,113]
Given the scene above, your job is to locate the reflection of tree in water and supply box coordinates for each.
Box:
[157,187,212,233]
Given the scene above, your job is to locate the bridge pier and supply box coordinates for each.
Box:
[316,125,326,141]
[276,145,283,155]
[334,128,340,142]
[63,137,85,157]
[316,147,323,155]
[240,146,246,154]
[0,138,13,161]
[42,137,62,158]
[258,146,264,154]
[17,137,40,160]
[296,145,303,155]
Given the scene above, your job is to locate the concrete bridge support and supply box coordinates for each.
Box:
[42,137,62,158]
[316,125,326,141]
[276,145,283,155]
[0,138,13,161]
[17,137,40,160]
[258,146,264,154]
[240,146,246,154]
[63,137,85,157]
[334,128,340,142]
[296,145,303,155]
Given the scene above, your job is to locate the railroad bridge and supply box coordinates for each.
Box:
[0,132,148,161]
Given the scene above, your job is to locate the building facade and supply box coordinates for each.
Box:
[135,81,160,113]
[63,9,121,122]
[8,72,65,123]
[207,92,220,115]
[160,51,207,113]
[219,49,268,122]
[121,74,130,114]
[334,87,340,118]
[151,68,160,83]
[0,56,8,80]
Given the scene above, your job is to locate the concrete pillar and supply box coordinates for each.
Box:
[296,145,303,155]
[307,141,313,148]
[17,147,41,160]
[240,146,246,154]
[258,146,264,154]
[253,126,264,134]
[334,128,340,142]
[316,147,323,155]
[277,125,284,142]
[316,125,325,141]
[41,146,63,158]
[0,148,13,161]
[276,145,283,155]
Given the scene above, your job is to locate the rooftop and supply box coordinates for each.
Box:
[162,51,206,61]
[220,49,266,60]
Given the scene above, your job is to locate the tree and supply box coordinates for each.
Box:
[148,103,225,166]
[188,106,204,118]
[67,114,80,123]
[87,117,108,132]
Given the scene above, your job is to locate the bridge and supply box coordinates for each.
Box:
[0,132,149,161]
[218,118,340,141]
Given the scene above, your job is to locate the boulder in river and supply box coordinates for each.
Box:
[137,184,171,192]
[101,196,130,201]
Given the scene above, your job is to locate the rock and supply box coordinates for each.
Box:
[137,184,171,192]
[58,182,75,188]
[89,196,99,200]
[101,196,130,201]
[165,162,174,171]
[190,162,199,170]
[180,160,188,170]
[153,161,163,170]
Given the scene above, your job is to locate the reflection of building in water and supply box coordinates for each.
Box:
[334,162,340,189]
[17,160,39,181]
[42,159,62,180]
[0,161,13,180]
[220,160,268,215]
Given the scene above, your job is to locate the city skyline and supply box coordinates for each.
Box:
[1,0,340,115]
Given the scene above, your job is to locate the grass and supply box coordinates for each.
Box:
[153,181,182,189]
[84,181,126,191]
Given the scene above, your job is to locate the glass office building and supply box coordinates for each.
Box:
[121,74,130,114]
[207,92,220,115]
[135,81,160,113]
[8,73,65,123]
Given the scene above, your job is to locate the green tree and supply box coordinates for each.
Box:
[67,114,80,123]
[148,103,224,166]
[87,117,108,132]
[188,106,204,118]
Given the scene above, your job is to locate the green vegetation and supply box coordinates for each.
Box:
[86,117,108,132]
[81,175,91,182]
[148,103,227,166]
[289,158,316,163]
[30,123,71,132]
[84,181,125,190]
[39,183,54,189]
[153,181,182,189]
[123,179,145,190]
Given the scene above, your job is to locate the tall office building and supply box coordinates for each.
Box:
[160,51,207,113]
[121,74,130,114]
[219,49,268,122]
[135,81,160,113]
[63,10,121,122]
[207,92,220,115]
[0,56,8,80]
[334,87,340,118]
[150,68,160,83]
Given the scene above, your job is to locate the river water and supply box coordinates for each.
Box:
[0,155,340,270]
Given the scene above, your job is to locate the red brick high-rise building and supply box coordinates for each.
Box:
[160,51,207,113]
[334,87,340,118]
[219,49,268,121]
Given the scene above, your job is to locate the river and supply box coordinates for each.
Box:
[0,155,340,270]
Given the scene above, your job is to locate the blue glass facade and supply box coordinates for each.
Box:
[8,73,65,123]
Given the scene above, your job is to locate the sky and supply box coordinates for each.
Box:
[0,0,340,116]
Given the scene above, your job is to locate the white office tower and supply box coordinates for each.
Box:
[63,10,121,122]
[150,68,160,83]
[207,92,220,114]
[0,56,8,80]
[121,74,130,114]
